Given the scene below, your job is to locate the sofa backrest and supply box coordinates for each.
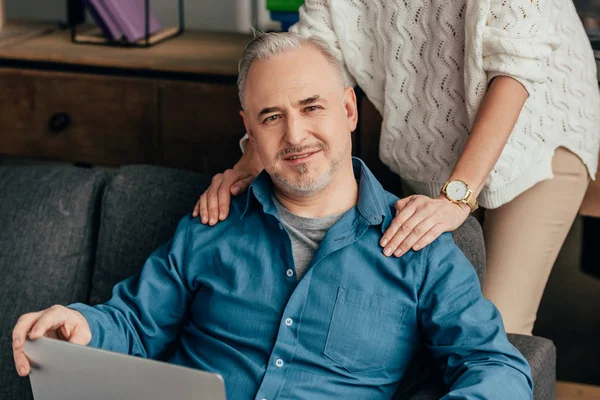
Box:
[0,166,107,400]
[89,165,211,305]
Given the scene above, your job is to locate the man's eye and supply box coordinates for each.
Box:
[305,106,321,112]
[264,115,280,123]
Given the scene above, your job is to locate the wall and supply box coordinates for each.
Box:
[5,0,276,32]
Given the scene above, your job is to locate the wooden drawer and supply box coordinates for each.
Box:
[0,68,159,165]
[160,81,245,173]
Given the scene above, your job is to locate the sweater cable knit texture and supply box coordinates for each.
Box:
[288,0,600,208]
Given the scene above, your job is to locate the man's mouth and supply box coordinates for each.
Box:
[284,151,319,161]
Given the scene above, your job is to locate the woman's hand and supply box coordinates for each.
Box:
[192,168,257,226]
[192,137,264,226]
[379,194,470,257]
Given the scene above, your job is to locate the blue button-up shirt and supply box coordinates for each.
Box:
[70,158,533,400]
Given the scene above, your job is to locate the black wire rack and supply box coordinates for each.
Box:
[68,0,185,48]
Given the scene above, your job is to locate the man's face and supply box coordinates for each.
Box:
[241,44,358,197]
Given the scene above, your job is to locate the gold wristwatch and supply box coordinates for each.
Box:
[441,180,479,212]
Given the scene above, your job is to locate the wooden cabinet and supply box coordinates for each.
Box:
[0,29,387,179]
[0,68,159,165]
[0,29,249,173]
[159,81,245,173]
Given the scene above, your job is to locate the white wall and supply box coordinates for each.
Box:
[4,0,275,32]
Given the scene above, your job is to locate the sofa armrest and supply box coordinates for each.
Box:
[508,333,556,400]
[397,335,556,400]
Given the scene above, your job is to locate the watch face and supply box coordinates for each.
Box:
[446,180,468,201]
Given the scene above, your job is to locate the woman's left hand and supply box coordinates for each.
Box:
[379,194,471,257]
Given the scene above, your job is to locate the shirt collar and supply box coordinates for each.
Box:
[240,157,394,232]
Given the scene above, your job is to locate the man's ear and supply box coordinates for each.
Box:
[240,110,256,148]
[343,87,358,133]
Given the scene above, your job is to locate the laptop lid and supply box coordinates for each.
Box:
[24,336,226,400]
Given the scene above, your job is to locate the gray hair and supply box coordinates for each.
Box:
[237,31,346,110]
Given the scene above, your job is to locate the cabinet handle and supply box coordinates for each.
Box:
[48,112,72,132]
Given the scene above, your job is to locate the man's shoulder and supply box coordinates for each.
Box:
[185,192,267,236]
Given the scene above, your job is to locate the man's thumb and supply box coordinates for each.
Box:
[68,326,92,346]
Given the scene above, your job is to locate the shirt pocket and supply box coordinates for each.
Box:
[323,286,407,374]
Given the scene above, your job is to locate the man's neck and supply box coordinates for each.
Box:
[273,160,359,219]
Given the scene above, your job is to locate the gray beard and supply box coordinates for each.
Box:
[270,140,350,197]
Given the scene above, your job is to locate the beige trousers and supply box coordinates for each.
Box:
[482,147,590,335]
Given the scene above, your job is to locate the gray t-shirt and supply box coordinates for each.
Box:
[273,196,345,281]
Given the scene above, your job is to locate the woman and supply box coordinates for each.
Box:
[192,0,600,335]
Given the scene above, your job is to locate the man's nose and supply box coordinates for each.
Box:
[283,114,308,146]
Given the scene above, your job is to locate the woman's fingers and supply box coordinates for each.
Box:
[380,198,413,248]
[392,218,437,256]
[412,223,446,252]
[194,169,254,224]
[381,195,449,257]
[217,169,251,221]
[380,196,421,254]
[382,210,428,257]
[231,173,254,196]
[205,174,224,226]
[381,194,471,257]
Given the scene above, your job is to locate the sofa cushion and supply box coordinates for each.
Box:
[0,166,107,400]
[90,165,211,305]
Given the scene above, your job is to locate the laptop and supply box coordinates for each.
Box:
[24,336,226,400]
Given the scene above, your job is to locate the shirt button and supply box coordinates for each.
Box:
[285,318,293,327]
[275,359,284,368]
[279,223,284,230]
[286,269,294,277]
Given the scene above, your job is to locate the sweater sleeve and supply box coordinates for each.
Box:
[289,0,356,87]
[481,0,560,94]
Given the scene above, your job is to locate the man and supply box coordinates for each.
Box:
[12,32,533,399]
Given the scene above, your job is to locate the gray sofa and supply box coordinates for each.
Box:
[0,165,556,400]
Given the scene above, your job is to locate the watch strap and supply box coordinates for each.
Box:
[464,191,479,212]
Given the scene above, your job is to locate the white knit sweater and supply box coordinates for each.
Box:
[281,0,600,208]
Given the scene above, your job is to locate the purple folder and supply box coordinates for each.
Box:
[101,0,163,43]
[85,0,123,40]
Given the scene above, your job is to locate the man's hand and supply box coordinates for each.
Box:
[379,194,470,257]
[12,305,91,377]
